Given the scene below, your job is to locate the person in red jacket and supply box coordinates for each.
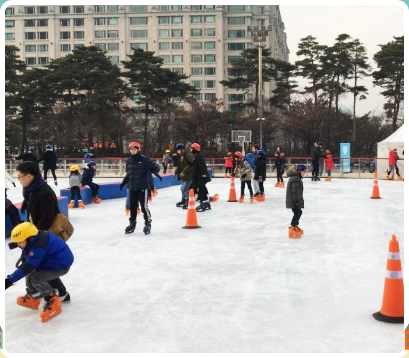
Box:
[386,148,403,180]
[223,152,234,178]
[324,150,333,181]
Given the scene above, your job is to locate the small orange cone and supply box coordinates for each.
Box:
[210,193,219,202]
[227,176,238,202]
[182,189,201,229]
[370,172,381,199]
[373,235,404,323]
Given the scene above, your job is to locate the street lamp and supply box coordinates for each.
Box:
[248,25,272,149]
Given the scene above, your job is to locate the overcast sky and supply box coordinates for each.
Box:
[279,3,405,116]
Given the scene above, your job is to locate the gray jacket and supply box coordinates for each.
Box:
[69,174,82,188]
[286,167,304,209]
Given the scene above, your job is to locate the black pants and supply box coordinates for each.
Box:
[70,186,82,201]
[240,180,253,196]
[26,270,70,298]
[311,160,319,177]
[88,182,99,197]
[162,162,168,174]
[130,189,151,223]
[387,164,400,176]
[44,167,57,181]
[291,208,303,226]
[193,183,209,202]
[259,181,264,194]
[225,167,232,174]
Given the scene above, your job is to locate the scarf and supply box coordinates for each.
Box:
[21,173,46,213]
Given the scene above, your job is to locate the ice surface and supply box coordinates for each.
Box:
[2,176,405,353]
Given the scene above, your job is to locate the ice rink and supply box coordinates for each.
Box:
[2,175,405,354]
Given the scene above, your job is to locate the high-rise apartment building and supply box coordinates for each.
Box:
[5,5,289,110]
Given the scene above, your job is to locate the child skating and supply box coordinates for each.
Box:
[325,150,333,181]
[68,165,85,209]
[233,151,254,203]
[223,152,234,178]
[286,164,306,238]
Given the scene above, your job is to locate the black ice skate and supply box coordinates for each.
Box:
[125,220,136,234]
[176,198,187,208]
[143,222,151,235]
[196,201,211,212]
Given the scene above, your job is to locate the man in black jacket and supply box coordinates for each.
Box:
[191,143,211,212]
[120,142,160,234]
[311,141,324,181]
[37,144,58,185]
[15,147,37,162]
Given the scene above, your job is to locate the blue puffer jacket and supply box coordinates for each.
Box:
[122,152,160,191]
[81,167,95,186]
[7,231,74,283]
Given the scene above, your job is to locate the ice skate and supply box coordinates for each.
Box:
[17,294,41,310]
[39,295,62,322]
[255,193,265,202]
[280,181,285,188]
[385,175,390,180]
[289,226,302,239]
[152,188,158,197]
[125,205,130,215]
[54,180,58,186]
[238,195,244,203]
[295,225,304,235]
[78,200,85,209]
[275,182,280,187]
[92,196,102,204]
[143,222,151,235]
[250,195,254,203]
[59,292,71,303]
[125,220,136,234]
[68,201,74,209]
[176,198,187,208]
[196,201,210,212]
[397,175,404,181]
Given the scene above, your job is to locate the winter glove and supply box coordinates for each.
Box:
[119,182,125,190]
[12,182,16,187]
[258,176,262,182]
[241,174,247,179]
[5,277,12,289]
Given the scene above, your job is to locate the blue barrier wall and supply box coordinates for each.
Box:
[5,196,69,238]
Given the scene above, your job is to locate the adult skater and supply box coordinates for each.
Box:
[311,141,324,181]
[15,147,37,162]
[120,141,160,234]
[386,147,403,180]
[191,143,211,212]
[174,143,194,209]
[37,144,58,185]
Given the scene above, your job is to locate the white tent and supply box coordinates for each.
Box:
[376,124,404,179]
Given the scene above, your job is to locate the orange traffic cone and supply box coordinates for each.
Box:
[210,193,219,202]
[227,176,238,202]
[182,189,201,229]
[370,173,381,199]
[373,235,404,323]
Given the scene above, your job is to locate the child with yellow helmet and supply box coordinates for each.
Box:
[68,164,85,209]
[162,149,172,174]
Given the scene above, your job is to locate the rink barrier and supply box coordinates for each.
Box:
[5,196,69,238]
[59,169,213,208]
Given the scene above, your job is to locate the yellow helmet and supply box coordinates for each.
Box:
[70,165,80,172]
[11,222,38,243]
[165,150,170,153]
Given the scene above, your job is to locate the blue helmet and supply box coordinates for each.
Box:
[29,147,35,152]
[176,143,185,150]
[45,144,53,150]
[256,149,266,155]
[87,161,96,167]
[295,164,307,171]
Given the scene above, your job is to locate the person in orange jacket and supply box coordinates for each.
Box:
[223,152,234,178]
[324,150,333,181]
[386,148,402,180]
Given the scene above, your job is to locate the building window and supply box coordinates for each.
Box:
[74,31,84,39]
[5,33,15,41]
[60,32,70,40]
[25,45,36,52]
[74,19,84,27]
[38,44,48,52]
[95,5,105,13]
[192,93,202,101]
[108,18,119,26]
[191,5,202,10]
[205,16,215,23]
[159,5,169,11]
[24,7,35,14]
[61,44,71,52]
[191,68,202,76]
[256,6,264,14]
[228,69,245,77]
[130,17,147,25]
[160,55,170,63]
[228,56,244,63]
[38,32,48,39]
[204,67,216,75]
[74,6,84,13]
[172,5,182,11]
[191,29,202,37]
[158,16,169,24]
[191,55,202,63]
[26,57,36,65]
[108,30,119,38]
[204,41,215,49]
[205,80,215,88]
[191,16,202,23]
[159,42,170,50]
[95,18,105,25]
[205,93,216,101]
[191,80,202,88]
[228,94,245,101]
[172,16,182,24]
[38,57,49,65]
[5,20,14,28]
[159,29,170,37]
[131,30,147,38]
[131,43,148,50]
[204,5,215,9]
[60,6,70,14]
[172,42,183,50]
[228,30,246,38]
[38,19,48,27]
[172,68,183,75]
[228,43,246,51]
[172,55,183,63]
[95,31,106,38]
[228,17,246,25]
[227,5,247,12]
[95,43,106,51]
[25,20,36,27]
[204,28,216,36]
[37,6,48,14]
[108,43,119,51]
[60,19,70,26]
[108,56,119,64]
[131,5,146,12]
[25,32,36,40]
[191,42,202,50]
[172,29,183,37]
[204,54,215,62]
[107,5,118,13]
[5,8,14,15]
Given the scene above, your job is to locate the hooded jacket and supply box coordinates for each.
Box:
[286,167,304,209]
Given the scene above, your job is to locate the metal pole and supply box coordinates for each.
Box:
[259,43,263,149]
